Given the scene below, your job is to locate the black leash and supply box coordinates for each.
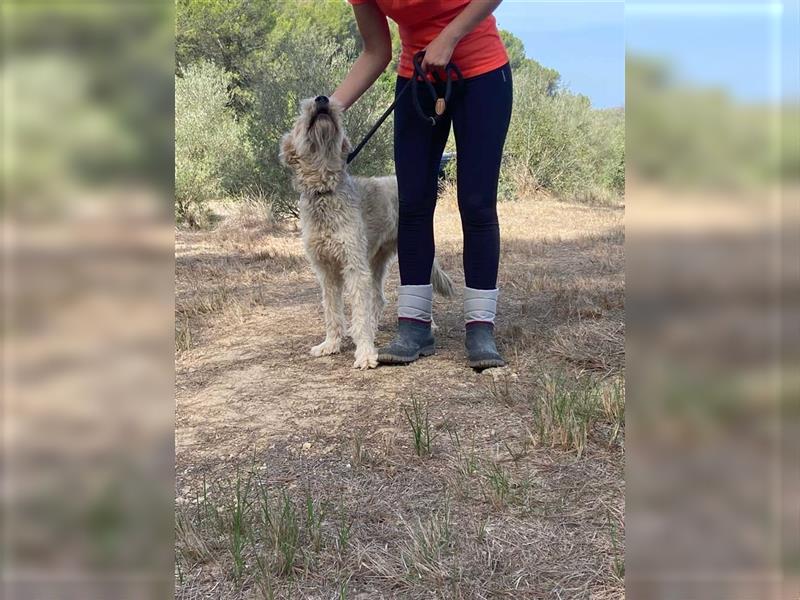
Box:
[346,50,463,165]
[345,78,412,165]
[411,50,463,127]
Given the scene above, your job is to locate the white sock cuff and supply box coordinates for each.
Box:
[398,284,433,322]
[464,287,498,324]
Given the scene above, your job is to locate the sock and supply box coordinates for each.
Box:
[464,287,498,326]
[398,284,433,323]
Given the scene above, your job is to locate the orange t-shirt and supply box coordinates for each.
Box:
[347,0,509,79]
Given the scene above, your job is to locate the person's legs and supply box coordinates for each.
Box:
[394,77,452,287]
[452,64,513,290]
[378,77,451,364]
[451,63,513,367]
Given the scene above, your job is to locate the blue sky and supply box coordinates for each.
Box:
[626,1,798,103]
[494,1,798,108]
[494,1,625,109]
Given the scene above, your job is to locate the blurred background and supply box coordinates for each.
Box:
[2,1,175,598]
[1,0,798,598]
[626,0,799,598]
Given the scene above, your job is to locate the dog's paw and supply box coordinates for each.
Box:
[310,338,341,357]
[352,347,378,370]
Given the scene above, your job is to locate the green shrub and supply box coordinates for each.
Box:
[502,62,625,200]
[626,55,790,190]
[175,60,254,226]
[245,28,395,216]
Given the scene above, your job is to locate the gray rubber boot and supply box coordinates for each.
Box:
[378,320,435,364]
[465,322,505,369]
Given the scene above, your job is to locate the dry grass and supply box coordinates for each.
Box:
[551,320,625,375]
[175,191,624,598]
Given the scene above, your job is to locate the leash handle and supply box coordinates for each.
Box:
[346,51,463,165]
[412,50,463,126]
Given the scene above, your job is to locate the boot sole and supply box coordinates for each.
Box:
[469,358,506,369]
[377,345,436,365]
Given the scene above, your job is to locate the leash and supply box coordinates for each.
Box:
[345,78,412,166]
[411,50,463,126]
[346,50,463,165]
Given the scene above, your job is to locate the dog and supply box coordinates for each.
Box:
[280,95,453,369]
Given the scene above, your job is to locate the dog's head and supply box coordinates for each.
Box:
[279,95,351,194]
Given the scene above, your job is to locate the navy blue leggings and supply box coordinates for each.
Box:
[393,63,512,290]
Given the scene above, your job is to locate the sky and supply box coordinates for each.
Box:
[494,1,625,109]
[626,1,799,103]
[494,1,798,109]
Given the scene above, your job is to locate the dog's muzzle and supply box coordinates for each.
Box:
[314,95,330,115]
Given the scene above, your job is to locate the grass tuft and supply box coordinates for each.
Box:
[600,376,626,448]
[403,397,435,458]
[350,432,371,468]
[175,466,361,595]
[401,503,453,583]
[530,369,602,457]
[335,499,352,555]
[273,491,300,577]
[175,317,191,353]
[448,430,479,479]
[229,469,254,582]
[304,489,325,553]
[482,461,513,509]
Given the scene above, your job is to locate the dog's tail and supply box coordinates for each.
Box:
[431,259,455,298]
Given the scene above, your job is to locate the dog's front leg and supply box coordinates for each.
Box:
[310,267,346,357]
[345,260,377,370]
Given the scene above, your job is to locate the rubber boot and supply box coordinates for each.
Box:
[378,319,435,364]
[464,287,504,369]
[465,322,505,369]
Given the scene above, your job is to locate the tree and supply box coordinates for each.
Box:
[499,30,526,71]
[176,0,279,112]
[498,29,560,96]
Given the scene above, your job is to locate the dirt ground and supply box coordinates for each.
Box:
[175,190,625,599]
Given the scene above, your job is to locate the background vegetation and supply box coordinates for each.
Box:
[626,55,798,190]
[175,0,626,224]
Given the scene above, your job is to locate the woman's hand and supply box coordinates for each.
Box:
[421,31,458,72]
[332,2,392,109]
[421,0,502,73]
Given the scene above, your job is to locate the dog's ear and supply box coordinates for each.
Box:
[279,133,298,167]
[341,134,352,158]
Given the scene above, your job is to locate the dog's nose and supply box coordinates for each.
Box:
[314,95,329,105]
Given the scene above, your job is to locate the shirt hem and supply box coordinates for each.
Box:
[397,55,509,80]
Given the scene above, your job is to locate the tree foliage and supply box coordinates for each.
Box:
[175,60,254,225]
[175,0,625,224]
[626,54,793,189]
[176,0,279,112]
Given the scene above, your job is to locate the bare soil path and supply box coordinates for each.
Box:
[175,195,625,599]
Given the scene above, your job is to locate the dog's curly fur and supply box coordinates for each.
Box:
[280,97,453,369]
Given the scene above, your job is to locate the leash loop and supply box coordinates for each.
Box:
[411,50,463,127]
[346,50,463,164]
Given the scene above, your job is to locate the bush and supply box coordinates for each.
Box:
[626,55,789,190]
[502,63,625,200]
[175,60,254,226]
[245,28,395,216]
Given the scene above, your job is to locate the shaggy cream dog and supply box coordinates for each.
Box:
[280,96,453,369]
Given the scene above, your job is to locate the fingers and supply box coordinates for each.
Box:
[421,56,445,72]
[420,49,443,72]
